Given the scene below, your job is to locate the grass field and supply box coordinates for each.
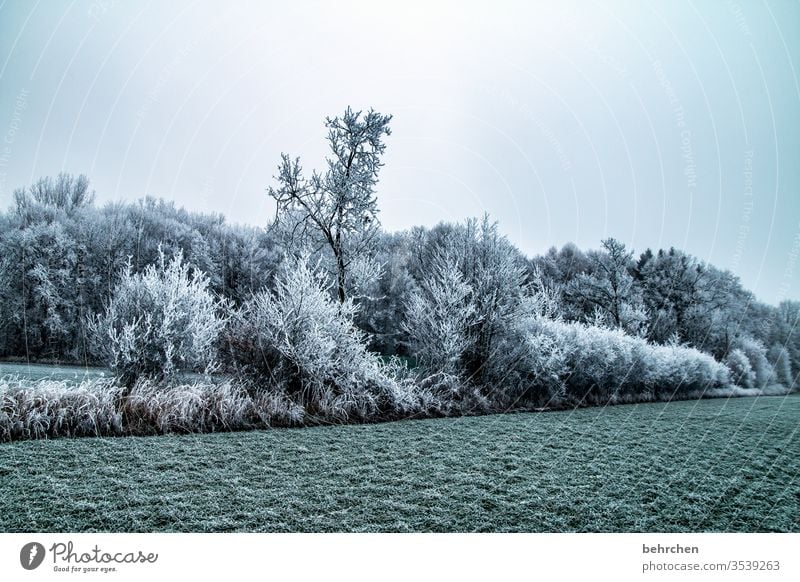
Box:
[0,362,110,383]
[0,395,797,532]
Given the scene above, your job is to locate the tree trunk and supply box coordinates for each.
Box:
[334,228,346,303]
[336,249,346,304]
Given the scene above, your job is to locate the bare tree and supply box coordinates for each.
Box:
[267,107,392,303]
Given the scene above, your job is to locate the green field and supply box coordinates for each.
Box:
[0,395,797,532]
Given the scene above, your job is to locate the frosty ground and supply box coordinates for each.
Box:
[0,362,110,383]
[1,394,796,532]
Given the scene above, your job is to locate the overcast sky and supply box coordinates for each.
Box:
[0,0,798,304]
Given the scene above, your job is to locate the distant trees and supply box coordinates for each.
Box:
[0,178,275,364]
[564,237,647,335]
[0,178,97,362]
[13,172,94,223]
[267,107,392,303]
[771,300,800,384]
[634,247,745,352]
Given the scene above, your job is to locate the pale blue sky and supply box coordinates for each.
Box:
[0,0,798,304]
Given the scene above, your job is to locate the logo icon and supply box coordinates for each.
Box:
[20,542,46,570]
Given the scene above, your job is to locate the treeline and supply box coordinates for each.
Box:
[1,173,798,388]
[0,170,798,440]
[0,174,279,363]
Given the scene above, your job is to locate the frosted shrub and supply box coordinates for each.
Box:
[123,379,257,434]
[519,319,631,404]
[401,252,486,410]
[0,375,309,441]
[768,344,793,388]
[90,249,227,385]
[732,335,772,388]
[725,348,755,389]
[227,257,406,422]
[516,316,730,406]
[508,318,568,406]
[647,344,729,396]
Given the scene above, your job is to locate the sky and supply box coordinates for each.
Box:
[0,0,798,304]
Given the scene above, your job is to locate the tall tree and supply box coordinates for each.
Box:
[267,107,392,303]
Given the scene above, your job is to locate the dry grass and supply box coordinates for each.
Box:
[1,370,793,443]
[0,377,123,441]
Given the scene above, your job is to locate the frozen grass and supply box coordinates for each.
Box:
[0,394,796,532]
[0,377,123,441]
[0,376,306,442]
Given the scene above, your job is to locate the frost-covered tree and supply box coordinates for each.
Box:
[635,247,746,352]
[355,231,416,355]
[772,300,800,382]
[226,256,410,421]
[90,249,226,385]
[403,217,529,406]
[267,107,392,303]
[768,344,793,388]
[529,242,592,292]
[13,172,94,223]
[565,237,647,335]
[725,348,755,388]
[731,334,772,388]
[403,250,474,376]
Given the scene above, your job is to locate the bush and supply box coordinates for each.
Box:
[90,249,227,386]
[768,344,793,388]
[226,257,412,422]
[515,316,730,406]
[646,343,730,396]
[733,335,772,388]
[404,251,474,375]
[725,348,755,388]
[504,319,569,406]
